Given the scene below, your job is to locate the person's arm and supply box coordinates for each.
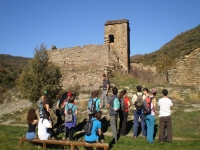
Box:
[107,97,111,108]
[64,107,67,115]
[131,95,135,105]
[56,101,60,109]
[98,128,102,135]
[33,119,38,125]
[75,108,78,115]
[45,104,50,112]
[153,98,156,110]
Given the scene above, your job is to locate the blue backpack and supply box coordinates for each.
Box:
[113,97,120,111]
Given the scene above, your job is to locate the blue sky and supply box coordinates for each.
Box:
[0,0,200,58]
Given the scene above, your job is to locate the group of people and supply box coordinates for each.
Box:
[25,74,173,144]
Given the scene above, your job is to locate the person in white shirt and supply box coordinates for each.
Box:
[158,89,173,143]
[38,111,53,140]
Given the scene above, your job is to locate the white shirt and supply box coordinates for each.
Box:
[158,97,173,117]
[131,92,146,110]
[38,118,51,140]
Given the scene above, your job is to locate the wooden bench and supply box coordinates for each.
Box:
[19,137,109,150]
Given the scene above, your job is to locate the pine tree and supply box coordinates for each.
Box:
[18,44,62,102]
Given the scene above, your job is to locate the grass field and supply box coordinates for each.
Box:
[0,107,200,150]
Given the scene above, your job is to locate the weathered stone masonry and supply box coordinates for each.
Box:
[47,19,130,91]
[167,48,200,88]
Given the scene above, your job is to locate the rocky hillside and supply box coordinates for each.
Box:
[0,54,31,103]
[130,25,200,73]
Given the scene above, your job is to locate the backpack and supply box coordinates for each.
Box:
[134,94,144,110]
[84,119,95,136]
[52,102,57,114]
[113,97,120,111]
[89,98,98,113]
[120,98,126,111]
[65,104,74,123]
[143,96,153,115]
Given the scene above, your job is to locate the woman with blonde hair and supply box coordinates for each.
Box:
[25,109,38,140]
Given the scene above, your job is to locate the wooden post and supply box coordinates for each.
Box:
[70,143,74,150]
[43,142,46,150]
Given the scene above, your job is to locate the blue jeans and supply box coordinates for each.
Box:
[133,110,146,137]
[26,132,36,140]
[146,114,155,143]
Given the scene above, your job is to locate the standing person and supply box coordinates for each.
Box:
[38,111,54,140]
[25,109,38,140]
[64,96,77,141]
[145,88,157,143]
[88,91,101,120]
[119,90,130,136]
[158,89,173,143]
[55,94,62,130]
[107,87,119,143]
[101,74,110,109]
[131,85,146,138]
[84,111,103,143]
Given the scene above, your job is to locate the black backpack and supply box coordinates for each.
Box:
[84,119,95,136]
[134,94,144,110]
[120,98,126,111]
[89,98,98,113]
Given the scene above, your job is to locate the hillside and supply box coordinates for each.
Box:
[130,25,200,73]
[0,54,31,100]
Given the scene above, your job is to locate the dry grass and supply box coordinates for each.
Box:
[189,91,200,103]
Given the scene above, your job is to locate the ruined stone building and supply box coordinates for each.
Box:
[167,48,200,88]
[47,19,130,91]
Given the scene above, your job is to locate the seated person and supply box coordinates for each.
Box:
[38,111,54,140]
[25,109,38,140]
[84,111,103,143]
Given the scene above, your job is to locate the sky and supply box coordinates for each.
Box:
[0,0,200,58]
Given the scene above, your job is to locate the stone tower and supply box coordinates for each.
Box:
[104,19,130,72]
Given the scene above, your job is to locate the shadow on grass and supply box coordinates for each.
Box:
[100,116,110,133]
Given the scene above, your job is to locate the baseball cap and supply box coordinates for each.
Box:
[67,92,73,97]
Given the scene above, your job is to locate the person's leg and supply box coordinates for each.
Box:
[65,127,69,139]
[110,115,117,143]
[159,117,165,142]
[69,127,75,141]
[145,115,150,141]
[119,110,123,132]
[140,113,146,137]
[101,91,105,107]
[146,115,155,143]
[166,116,172,142]
[121,112,128,135]
[133,110,139,137]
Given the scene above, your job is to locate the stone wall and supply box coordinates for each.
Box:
[167,48,200,88]
[47,44,121,91]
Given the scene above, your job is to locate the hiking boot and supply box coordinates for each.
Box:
[62,137,65,141]
[51,137,55,140]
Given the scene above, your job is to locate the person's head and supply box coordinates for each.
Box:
[119,90,127,99]
[27,108,37,124]
[151,88,157,96]
[162,89,168,96]
[95,111,102,120]
[42,111,50,123]
[92,90,99,98]
[41,95,46,102]
[69,96,75,103]
[56,94,61,100]
[112,87,118,95]
[136,85,142,92]
[67,91,73,98]
[102,74,106,80]
[143,87,149,95]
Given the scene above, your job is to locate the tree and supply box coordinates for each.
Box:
[18,44,62,102]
